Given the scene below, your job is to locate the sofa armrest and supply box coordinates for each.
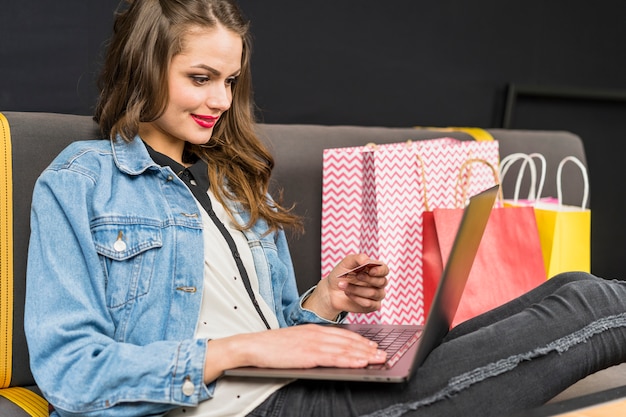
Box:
[0,112,100,417]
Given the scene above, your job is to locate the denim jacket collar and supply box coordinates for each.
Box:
[111,134,158,176]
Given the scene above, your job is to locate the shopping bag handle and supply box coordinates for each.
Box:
[415,153,430,211]
[456,158,503,208]
[556,156,589,209]
[499,153,546,202]
[414,150,502,211]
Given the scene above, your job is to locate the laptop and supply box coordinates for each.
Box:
[225,184,499,383]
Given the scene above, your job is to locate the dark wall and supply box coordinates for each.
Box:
[0,1,116,114]
[241,1,626,127]
[1,0,625,278]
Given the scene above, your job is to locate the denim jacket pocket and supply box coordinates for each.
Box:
[93,222,163,308]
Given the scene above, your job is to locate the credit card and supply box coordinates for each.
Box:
[337,261,383,277]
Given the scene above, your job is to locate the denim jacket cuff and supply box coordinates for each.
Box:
[297,286,347,324]
[171,339,215,405]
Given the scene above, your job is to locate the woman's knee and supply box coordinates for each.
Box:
[548,271,597,283]
[553,274,626,316]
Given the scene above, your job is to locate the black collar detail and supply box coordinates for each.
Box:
[145,144,210,192]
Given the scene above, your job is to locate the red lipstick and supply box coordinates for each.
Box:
[191,114,219,129]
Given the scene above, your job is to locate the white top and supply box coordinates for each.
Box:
[167,191,290,417]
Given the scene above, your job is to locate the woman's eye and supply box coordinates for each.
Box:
[226,76,239,86]
[191,75,210,85]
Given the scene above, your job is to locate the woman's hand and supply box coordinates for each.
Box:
[302,254,389,321]
[203,324,387,383]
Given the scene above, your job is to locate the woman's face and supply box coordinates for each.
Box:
[139,24,243,162]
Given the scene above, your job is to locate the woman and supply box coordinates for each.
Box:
[24,1,626,416]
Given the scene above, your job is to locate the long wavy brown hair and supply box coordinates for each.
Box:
[94,0,302,233]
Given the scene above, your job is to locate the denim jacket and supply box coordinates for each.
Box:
[25,136,334,417]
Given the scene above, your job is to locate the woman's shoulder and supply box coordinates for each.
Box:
[49,139,114,170]
[38,139,119,185]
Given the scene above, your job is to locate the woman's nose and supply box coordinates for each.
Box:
[206,85,232,111]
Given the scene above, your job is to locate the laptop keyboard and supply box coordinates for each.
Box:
[353,327,422,369]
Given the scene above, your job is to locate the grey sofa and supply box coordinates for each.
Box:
[0,111,623,416]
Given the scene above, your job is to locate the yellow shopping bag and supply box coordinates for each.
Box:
[533,156,590,277]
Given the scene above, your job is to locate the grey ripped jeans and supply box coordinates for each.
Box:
[247,272,626,417]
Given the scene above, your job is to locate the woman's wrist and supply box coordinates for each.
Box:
[203,336,251,384]
[301,284,341,321]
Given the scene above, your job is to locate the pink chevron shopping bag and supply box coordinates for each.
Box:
[321,138,500,325]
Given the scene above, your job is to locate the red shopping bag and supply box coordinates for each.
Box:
[422,160,546,327]
[321,139,500,325]
[423,204,547,327]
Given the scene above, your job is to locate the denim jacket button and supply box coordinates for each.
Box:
[182,378,195,396]
[113,239,127,252]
